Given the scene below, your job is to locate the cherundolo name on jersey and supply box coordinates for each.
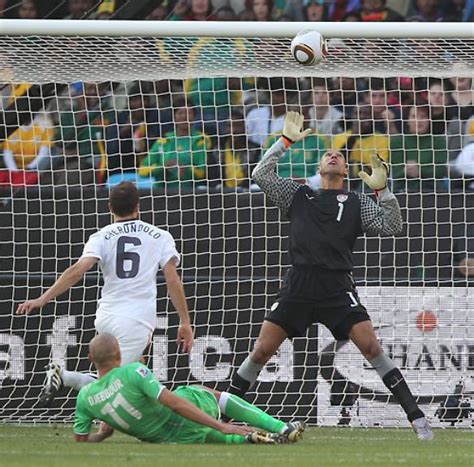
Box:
[104,222,161,240]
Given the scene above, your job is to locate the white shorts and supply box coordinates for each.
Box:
[95,314,153,364]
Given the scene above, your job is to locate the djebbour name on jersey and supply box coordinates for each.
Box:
[87,378,123,406]
[104,222,161,240]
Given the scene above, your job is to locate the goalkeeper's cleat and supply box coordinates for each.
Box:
[281,420,306,443]
[412,417,434,441]
[39,363,63,407]
[246,431,283,444]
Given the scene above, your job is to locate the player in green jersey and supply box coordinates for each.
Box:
[74,333,305,444]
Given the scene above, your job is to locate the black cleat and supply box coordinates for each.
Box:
[38,363,63,408]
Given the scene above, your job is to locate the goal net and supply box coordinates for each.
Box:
[0,20,473,428]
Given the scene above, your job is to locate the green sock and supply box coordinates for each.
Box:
[220,392,286,433]
[205,429,246,444]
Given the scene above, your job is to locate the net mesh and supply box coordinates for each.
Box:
[0,30,473,428]
[1,36,473,82]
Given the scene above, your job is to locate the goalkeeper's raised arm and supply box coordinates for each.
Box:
[251,111,402,236]
[357,153,403,237]
[251,111,311,214]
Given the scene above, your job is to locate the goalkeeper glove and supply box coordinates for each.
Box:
[358,154,389,191]
[282,112,312,145]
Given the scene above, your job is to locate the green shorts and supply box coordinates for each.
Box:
[165,386,220,444]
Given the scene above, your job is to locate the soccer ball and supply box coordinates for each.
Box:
[291,30,326,66]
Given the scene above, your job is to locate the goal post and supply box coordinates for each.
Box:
[0,20,473,427]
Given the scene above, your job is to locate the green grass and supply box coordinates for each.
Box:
[0,426,472,467]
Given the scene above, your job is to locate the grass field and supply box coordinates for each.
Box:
[0,426,472,467]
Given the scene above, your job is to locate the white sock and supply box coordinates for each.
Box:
[61,370,96,391]
[218,391,231,414]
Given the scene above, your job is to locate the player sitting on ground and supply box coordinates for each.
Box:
[17,181,193,406]
[74,333,305,445]
[229,112,434,441]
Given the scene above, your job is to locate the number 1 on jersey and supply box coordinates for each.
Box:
[336,202,344,222]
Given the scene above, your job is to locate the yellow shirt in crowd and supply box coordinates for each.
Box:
[329,131,390,176]
[3,122,53,169]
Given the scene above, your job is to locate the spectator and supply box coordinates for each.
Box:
[53,82,114,185]
[361,78,400,134]
[213,109,260,189]
[262,129,326,183]
[185,39,251,139]
[308,78,343,139]
[464,0,474,21]
[2,114,53,176]
[302,0,328,20]
[215,5,238,19]
[390,105,448,192]
[447,75,473,121]
[245,77,297,147]
[18,0,38,19]
[452,224,474,278]
[396,76,417,109]
[444,0,467,21]
[358,0,405,21]
[451,140,474,191]
[171,0,216,20]
[138,103,212,190]
[427,78,450,134]
[446,112,474,162]
[330,76,362,122]
[146,4,170,20]
[330,1,361,20]
[93,0,116,19]
[341,10,362,20]
[412,0,444,21]
[283,0,359,21]
[331,104,390,185]
[65,0,94,19]
[106,89,161,180]
[245,0,273,20]
[238,8,257,19]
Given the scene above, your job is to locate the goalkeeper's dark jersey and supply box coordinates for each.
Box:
[288,186,362,270]
[253,139,403,272]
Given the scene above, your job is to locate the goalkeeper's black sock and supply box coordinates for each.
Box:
[228,373,251,398]
[228,356,263,397]
[382,368,424,422]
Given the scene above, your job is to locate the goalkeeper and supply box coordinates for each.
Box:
[74,333,305,445]
[229,112,434,441]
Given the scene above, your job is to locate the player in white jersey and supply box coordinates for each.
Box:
[17,181,193,406]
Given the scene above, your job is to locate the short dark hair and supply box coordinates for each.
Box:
[109,181,139,217]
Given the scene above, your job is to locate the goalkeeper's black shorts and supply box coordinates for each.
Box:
[265,265,370,341]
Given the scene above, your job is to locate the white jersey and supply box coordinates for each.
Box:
[81,219,180,330]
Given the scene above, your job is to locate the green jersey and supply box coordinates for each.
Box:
[74,363,219,443]
[263,133,326,180]
[138,129,211,188]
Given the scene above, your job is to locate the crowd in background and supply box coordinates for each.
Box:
[2,76,473,193]
[1,0,473,22]
[0,0,473,277]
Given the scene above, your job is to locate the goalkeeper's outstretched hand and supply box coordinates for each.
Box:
[358,154,389,191]
[282,112,312,144]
